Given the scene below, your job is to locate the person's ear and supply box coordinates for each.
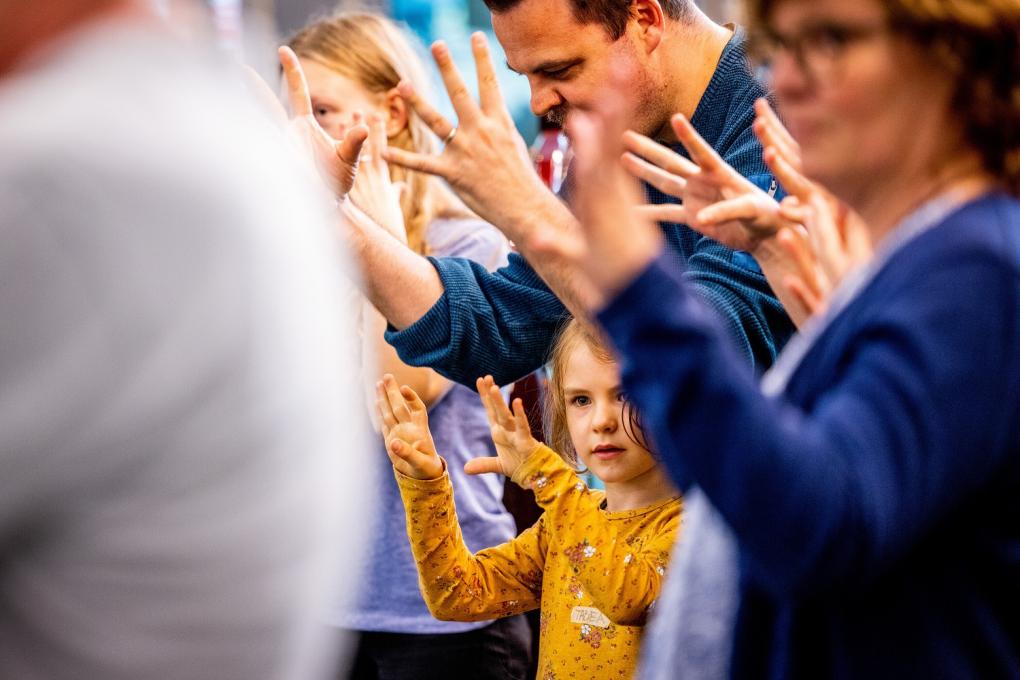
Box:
[631,0,665,53]
[384,88,409,138]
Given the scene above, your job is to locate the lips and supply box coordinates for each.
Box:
[591,444,625,459]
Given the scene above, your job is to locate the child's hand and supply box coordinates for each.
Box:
[465,376,541,482]
[376,374,443,480]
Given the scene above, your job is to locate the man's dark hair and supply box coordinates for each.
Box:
[483,0,693,40]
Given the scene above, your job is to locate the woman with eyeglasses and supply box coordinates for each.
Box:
[535,0,1020,677]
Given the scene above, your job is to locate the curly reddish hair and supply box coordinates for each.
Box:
[744,0,1020,194]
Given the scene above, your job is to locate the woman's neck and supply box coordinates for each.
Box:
[855,151,997,248]
[603,466,679,513]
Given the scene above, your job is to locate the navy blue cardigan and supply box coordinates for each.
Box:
[386,31,794,386]
[597,193,1020,678]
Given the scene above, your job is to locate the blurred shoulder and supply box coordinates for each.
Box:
[426,216,511,270]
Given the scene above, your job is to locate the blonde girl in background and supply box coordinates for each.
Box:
[286,12,530,680]
[377,318,682,680]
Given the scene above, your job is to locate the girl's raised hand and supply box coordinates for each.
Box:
[376,374,443,480]
[349,113,408,242]
[278,45,368,199]
[466,376,541,483]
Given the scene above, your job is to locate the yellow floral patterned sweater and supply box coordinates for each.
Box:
[396,444,681,680]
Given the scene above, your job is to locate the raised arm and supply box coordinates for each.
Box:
[272,45,576,385]
[385,33,793,372]
[381,33,612,316]
[623,99,871,328]
[377,375,546,620]
[536,100,1019,600]
[596,250,1016,598]
[470,378,681,625]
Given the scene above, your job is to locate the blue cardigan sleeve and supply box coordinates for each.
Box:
[384,252,571,386]
[597,243,1019,599]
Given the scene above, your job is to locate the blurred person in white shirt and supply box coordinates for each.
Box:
[0,1,371,679]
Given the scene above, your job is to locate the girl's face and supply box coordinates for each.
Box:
[561,342,658,486]
[297,57,387,140]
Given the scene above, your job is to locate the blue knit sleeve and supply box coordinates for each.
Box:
[385,253,570,386]
[652,167,794,373]
[596,222,1019,599]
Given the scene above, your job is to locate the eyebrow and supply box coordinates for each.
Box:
[505,58,582,76]
[562,385,621,395]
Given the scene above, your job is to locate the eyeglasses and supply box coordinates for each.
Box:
[749,21,891,82]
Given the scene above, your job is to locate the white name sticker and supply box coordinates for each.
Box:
[571,606,610,629]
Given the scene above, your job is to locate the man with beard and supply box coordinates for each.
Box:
[334,0,793,385]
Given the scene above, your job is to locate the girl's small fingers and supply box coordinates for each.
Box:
[464,457,502,476]
[376,381,397,426]
[489,383,514,429]
[375,398,396,435]
[477,376,498,423]
[337,125,369,166]
[401,385,428,413]
[389,439,412,460]
[511,397,532,432]
[382,374,412,422]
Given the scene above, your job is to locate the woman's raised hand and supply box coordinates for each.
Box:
[754,99,872,318]
[623,114,787,252]
[465,376,541,483]
[526,77,663,303]
[376,374,443,480]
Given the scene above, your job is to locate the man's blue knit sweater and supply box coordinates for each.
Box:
[386,31,794,385]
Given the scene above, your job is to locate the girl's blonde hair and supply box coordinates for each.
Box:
[288,11,472,253]
[543,318,648,465]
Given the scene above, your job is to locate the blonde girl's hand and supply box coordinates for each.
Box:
[350,113,408,243]
[376,374,443,480]
[465,376,541,483]
[278,46,368,199]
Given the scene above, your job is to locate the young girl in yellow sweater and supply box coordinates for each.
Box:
[375,320,681,680]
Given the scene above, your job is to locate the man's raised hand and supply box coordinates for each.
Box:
[382,33,559,242]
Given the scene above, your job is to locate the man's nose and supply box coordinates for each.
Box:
[529,82,563,118]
